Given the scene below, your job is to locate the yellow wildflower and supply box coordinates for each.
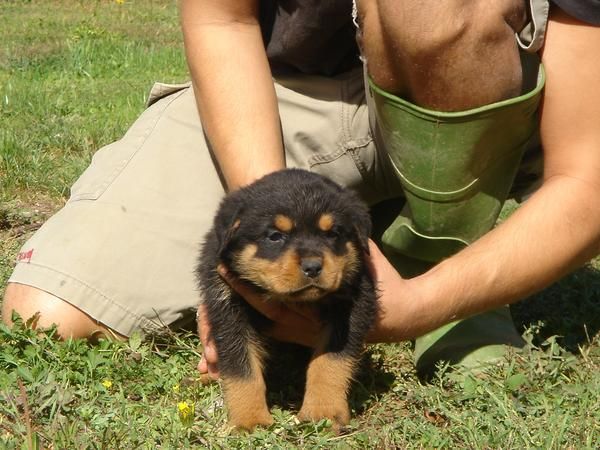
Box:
[177,401,195,427]
[101,379,113,389]
[115,0,125,4]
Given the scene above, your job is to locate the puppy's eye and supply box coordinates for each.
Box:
[326,227,342,239]
[266,230,286,243]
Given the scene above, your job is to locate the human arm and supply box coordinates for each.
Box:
[180,0,284,191]
[182,1,285,377]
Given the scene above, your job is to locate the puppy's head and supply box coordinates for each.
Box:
[214,169,371,302]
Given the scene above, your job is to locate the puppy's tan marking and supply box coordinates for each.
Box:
[234,242,361,299]
[234,246,325,299]
[274,214,294,232]
[320,243,360,290]
[223,341,272,430]
[318,213,334,232]
[298,349,355,429]
[234,245,303,294]
[341,242,360,278]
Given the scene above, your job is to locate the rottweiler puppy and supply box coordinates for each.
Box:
[196,168,378,431]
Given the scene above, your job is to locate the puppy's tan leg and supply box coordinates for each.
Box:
[298,351,355,428]
[222,342,273,430]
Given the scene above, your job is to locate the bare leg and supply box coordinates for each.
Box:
[2,283,125,340]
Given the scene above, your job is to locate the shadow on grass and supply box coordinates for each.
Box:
[264,342,396,415]
[511,264,600,353]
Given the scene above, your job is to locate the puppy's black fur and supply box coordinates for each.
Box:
[196,169,378,430]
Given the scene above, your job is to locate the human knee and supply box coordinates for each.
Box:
[2,283,123,340]
[2,283,82,336]
[378,1,524,51]
[357,0,528,109]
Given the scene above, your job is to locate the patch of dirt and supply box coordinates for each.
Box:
[0,195,63,238]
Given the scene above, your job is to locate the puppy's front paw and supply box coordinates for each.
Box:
[224,376,273,431]
[299,352,354,430]
[297,398,350,429]
[229,408,274,431]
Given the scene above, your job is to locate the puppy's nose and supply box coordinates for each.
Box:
[301,258,322,278]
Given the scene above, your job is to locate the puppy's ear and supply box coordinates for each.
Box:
[219,217,241,255]
[214,200,244,256]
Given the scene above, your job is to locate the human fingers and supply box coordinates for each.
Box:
[196,303,220,380]
[217,264,302,324]
[217,264,322,346]
[266,319,320,348]
[363,240,421,343]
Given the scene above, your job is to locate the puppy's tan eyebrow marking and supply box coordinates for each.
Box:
[318,213,334,232]
[274,214,294,232]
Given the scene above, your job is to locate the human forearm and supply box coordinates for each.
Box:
[371,177,600,343]
[181,0,284,190]
[425,178,599,321]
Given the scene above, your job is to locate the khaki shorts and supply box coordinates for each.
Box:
[9,68,400,336]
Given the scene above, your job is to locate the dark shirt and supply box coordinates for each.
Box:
[552,0,600,24]
[260,0,359,76]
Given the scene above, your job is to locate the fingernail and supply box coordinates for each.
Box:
[204,345,218,364]
[217,264,229,277]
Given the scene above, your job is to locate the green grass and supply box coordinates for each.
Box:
[1,318,599,448]
[1,1,600,448]
[0,0,187,202]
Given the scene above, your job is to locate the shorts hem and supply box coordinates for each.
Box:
[8,262,164,337]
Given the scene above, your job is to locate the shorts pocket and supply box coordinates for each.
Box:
[146,81,191,107]
[68,82,191,202]
[68,140,134,202]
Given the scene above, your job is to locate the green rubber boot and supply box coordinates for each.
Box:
[368,65,545,377]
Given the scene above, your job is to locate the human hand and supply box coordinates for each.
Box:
[364,240,418,343]
[229,240,423,343]
[219,264,324,347]
[197,303,220,381]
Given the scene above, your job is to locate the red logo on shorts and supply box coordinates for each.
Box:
[16,249,34,263]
